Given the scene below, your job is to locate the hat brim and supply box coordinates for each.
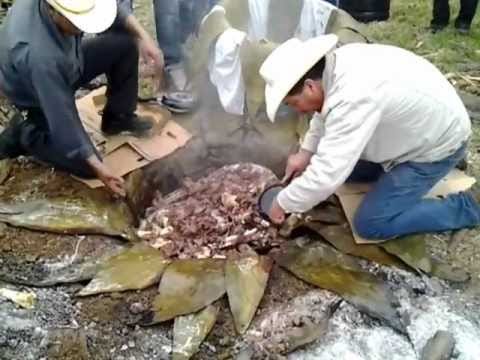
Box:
[61,0,117,34]
[264,35,338,122]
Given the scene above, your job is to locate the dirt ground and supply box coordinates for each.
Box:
[0,0,480,359]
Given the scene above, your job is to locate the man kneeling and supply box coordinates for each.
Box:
[0,0,164,196]
[260,35,479,240]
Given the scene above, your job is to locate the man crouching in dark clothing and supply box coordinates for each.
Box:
[0,0,164,196]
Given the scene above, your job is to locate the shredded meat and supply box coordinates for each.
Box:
[137,164,282,259]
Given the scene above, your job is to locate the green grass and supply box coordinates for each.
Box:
[365,0,480,74]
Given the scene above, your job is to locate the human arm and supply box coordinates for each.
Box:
[124,14,165,75]
[276,96,382,214]
[282,113,325,183]
[86,155,126,197]
[112,1,165,84]
[31,61,125,196]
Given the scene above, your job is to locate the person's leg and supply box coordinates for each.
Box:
[79,32,138,115]
[19,109,96,178]
[78,32,152,135]
[455,0,479,32]
[431,0,451,31]
[353,145,480,240]
[153,0,181,67]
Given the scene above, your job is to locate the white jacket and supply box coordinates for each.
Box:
[277,43,471,214]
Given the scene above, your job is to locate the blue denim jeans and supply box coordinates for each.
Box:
[349,144,480,240]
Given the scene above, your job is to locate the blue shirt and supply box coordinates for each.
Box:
[0,0,132,160]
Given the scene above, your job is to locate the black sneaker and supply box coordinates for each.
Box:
[0,112,26,159]
[101,111,153,136]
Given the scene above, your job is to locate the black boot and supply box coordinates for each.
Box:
[0,112,26,159]
[101,110,153,136]
[455,0,479,34]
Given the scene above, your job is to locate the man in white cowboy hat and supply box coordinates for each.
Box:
[0,0,164,196]
[259,34,480,240]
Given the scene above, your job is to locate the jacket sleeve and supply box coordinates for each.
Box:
[112,0,133,28]
[31,61,96,161]
[277,95,382,213]
[301,112,325,153]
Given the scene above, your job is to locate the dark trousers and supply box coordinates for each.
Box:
[20,32,139,178]
[431,0,479,27]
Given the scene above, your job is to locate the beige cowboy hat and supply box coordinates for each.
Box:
[259,34,338,122]
[45,0,117,34]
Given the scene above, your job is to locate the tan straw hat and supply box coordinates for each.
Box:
[45,0,117,34]
[259,34,338,122]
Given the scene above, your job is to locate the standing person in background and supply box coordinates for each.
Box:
[153,0,217,90]
[430,0,479,34]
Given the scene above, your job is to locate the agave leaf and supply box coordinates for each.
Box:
[430,258,470,283]
[226,255,273,334]
[310,224,407,269]
[0,196,135,240]
[78,244,169,296]
[275,239,405,333]
[187,7,230,78]
[381,235,432,273]
[0,159,12,185]
[172,303,219,360]
[143,259,225,325]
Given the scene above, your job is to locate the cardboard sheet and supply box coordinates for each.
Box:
[335,169,476,244]
[74,145,150,188]
[74,87,192,188]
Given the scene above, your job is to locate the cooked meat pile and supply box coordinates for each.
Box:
[138,164,281,259]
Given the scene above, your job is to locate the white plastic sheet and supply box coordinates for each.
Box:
[208,28,247,115]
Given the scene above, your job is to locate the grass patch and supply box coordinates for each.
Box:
[365,0,480,74]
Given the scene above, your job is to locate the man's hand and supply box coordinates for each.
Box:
[282,149,314,183]
[86,155,126,197]
[138,37,165,74]
[269,199,286,225]
[125,15,165,91]
[97,169,126,197]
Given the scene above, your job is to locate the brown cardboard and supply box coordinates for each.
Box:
[74,87,192,188]
[128,120,192,161]
[74,145,150,188]
[335,169,476,244]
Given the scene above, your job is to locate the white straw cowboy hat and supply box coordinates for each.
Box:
[45,0,117,34]
[259,34,338,122]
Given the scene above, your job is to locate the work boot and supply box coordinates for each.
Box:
[0,112,26,159]
[101,110,153,136]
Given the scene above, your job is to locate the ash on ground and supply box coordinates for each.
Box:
[138,163,281,259]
